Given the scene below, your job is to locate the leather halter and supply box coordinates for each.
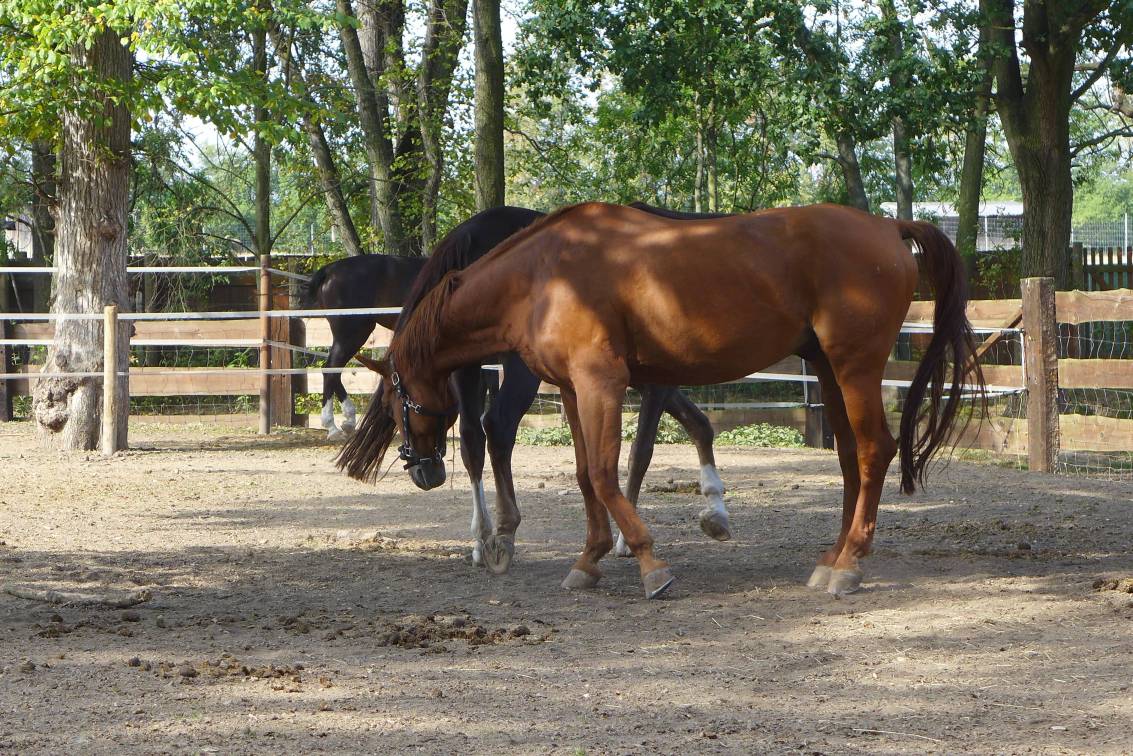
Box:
[389,360,457,468]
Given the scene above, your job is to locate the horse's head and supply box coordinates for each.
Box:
[339,354,457,491]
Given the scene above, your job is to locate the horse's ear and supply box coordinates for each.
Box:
[355,353,389,376]
[446,271,462,293]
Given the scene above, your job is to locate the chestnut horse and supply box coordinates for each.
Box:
[339,202,984,598]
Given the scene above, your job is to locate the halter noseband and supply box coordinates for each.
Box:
[389,360,457,468]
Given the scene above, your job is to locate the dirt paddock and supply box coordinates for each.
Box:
[1,421,1131,754]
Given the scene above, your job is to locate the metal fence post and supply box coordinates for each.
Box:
[100,304,120,455]
[1021,277,1059,473]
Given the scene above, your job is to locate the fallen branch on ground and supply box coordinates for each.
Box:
[3,584,152,608]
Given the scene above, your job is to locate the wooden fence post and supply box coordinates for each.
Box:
[0,262,10,422]
[100,304,120,455]
[802,361,834,450]
[1021,277,1059,473]
[258,254,271,434]
[287,270,307,427]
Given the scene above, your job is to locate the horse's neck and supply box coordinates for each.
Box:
[430,264,523,372]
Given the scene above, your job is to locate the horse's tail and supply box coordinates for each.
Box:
[303,264,330,308]
[336,376,397,482]
[896,220,986,494]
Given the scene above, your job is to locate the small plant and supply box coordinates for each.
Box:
[516,424,575,446]
[715,423,805,447]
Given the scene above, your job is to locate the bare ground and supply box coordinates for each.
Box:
[1,420,1131,754]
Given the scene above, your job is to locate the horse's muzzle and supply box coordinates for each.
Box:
[408,458,446,490]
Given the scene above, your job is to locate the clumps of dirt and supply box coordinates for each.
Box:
[129,653,330,692]
[31,613,139,638]
[372,613,547,650]
[1093,577,1133,594]
[647,479,700,494]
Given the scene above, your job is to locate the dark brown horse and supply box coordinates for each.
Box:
[339,202,984,598]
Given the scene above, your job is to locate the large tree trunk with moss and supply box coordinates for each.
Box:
[987,0,1100,288]
[472,0,504,211]
[32,31,131,450]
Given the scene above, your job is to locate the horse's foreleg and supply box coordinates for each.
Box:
[452,366,492,569]
[616,385,669,556]
[575,370,673,599]
[559,389,613,591]
[481,353,541,574]
[664,390,731,542]
[803,353,861,592]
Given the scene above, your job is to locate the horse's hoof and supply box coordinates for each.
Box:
[643,568,675,599]
[827,568,863,596]
[326,428,344,442]
[471,542,485,567]
[613,535,634,558]
[806,565,832,590]
[561,568,601,590]
[341,422,356,435]
[698,508,732,541]
[481,535,514,576]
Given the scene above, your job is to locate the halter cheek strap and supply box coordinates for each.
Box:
[388,361,458,467]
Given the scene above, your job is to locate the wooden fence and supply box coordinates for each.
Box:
[4,273,1133,470]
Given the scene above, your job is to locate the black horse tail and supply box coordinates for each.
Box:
[303,265,330,308]
[336,376,397,482]
[897,220,986,494]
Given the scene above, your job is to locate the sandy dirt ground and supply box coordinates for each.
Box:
[1,420,1131,754]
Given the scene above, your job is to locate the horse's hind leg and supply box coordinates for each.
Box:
[802,352,861,592]
[559,388,613,591]
[615,385,669,556]
[321,319,369,439]
[819,355,897,596]
[665,389,731,542]
[452,365,493,569]
[481,353,542,574]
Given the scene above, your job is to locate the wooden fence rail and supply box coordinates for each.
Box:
[4,280,1133,466]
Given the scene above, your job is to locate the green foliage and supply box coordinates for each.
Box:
[516,418,803,448]
[715,423,804,448]
[516,424,575,446]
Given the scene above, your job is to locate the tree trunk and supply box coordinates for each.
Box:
[881,0,913,220]
[706,120,719,213]
[305,119,366,256]
[694,118,705,213]
[835,130,870,212]
[270,22,366,257]
[337,0,409,256]
[253,21,271,260]
[418,0,469,249]
[955,16,993,260]
[30,140,56,263]
[32,30,131,450]
[987,0,1088,288]
[472,0,504,211]
[892,117,912,219]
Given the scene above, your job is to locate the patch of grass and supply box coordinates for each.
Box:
[517,420,804,448]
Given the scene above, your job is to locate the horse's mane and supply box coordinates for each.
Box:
[396,225,478,331]
[389,270,458,376]
[389,204,584,374]
[466,203,583,266]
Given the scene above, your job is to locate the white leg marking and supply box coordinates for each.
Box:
[614,527,632,557]
[698,464,733,541]
[322,399,343,440]
[699,464,727,517]
[341,397,357,433]
[470,479,493,566]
